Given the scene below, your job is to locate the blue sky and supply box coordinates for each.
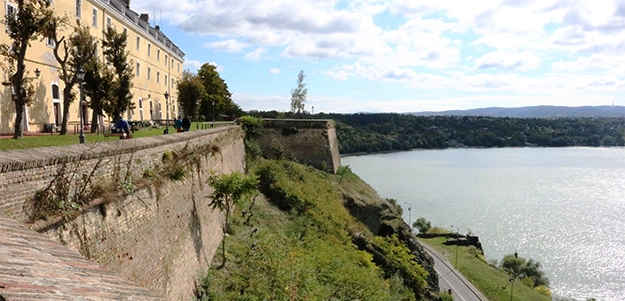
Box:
[131,0,625,113]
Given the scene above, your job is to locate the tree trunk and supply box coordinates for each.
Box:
[59,86,73,135]
[12,102,24,139]
[90,110,99,133]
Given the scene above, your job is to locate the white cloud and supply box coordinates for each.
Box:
[132,0,625,112]
[182,59,203,71]
[204,39,248,52]
[475,51,541,71]
[245,48,267,61]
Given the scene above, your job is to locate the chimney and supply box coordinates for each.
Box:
[121,0,130,8]
[155,25,160,31]
[140,13,149,22]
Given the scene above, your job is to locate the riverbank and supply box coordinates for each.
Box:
[418,237,551,301]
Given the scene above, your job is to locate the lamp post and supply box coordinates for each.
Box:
[404,202,412,227]
[451,225,460,269]
[76,67,86,144]
[163,91,169,134]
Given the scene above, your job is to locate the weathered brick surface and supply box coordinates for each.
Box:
[0,127,246,300]
[0,215,166,300]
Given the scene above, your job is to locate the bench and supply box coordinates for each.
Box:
[103,132,127,140]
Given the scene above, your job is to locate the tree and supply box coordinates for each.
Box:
[500,253,550,288]
[207,172,258,267]
[83,52,114,133]
[0,0,55,139]
[412,217,432,234]
[176,70,204,118]
[197,63,234,121]
[101,27,134,119]
[290,70,307,114]
[45,20,98,135]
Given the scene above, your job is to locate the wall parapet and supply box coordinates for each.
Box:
[0,126,246,300]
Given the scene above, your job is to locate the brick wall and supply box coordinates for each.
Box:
[0,126,246,300]
[258,119,341,173]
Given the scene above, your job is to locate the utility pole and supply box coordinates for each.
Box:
[451,225,460,269]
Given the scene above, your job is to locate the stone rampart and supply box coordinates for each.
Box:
[258,119,341,173]
[0,126,246,300]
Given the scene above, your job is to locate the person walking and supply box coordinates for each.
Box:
[174,116,183,133]
[182,116,191,132]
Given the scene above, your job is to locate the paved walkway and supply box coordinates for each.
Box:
[0,215,165,301]
[419,241,488,301]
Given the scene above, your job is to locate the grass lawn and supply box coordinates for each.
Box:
[418,237,552,301]
[0,122,213,152]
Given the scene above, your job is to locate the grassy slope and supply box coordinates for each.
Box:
[419,237,551,301]
[197,160,431,301]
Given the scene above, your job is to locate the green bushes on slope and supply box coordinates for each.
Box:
[197,160,431,300]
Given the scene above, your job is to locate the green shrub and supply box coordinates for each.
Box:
[412,217,431,234]
[427,227,452,234]
[238,115,263,140]
[534,285,552,297]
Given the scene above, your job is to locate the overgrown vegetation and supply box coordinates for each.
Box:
[24,139,222,224]
[197,159,433,300]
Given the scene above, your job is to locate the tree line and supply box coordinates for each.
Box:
[247,111,625,154]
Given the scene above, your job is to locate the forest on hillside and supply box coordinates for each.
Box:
[248,111,625,154]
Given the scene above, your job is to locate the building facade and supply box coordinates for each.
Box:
[0,0,184,134]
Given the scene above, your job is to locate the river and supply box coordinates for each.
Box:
[342,147,625,301]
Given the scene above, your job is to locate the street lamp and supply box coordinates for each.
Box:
[76,67,86,144]
[163,91,169,134]
[451,225,460,269]
[212,100,215,122]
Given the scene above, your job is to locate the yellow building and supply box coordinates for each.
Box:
[0,0,184,134]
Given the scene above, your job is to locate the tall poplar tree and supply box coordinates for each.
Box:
[290,70,307,114]
[0,0,55,139]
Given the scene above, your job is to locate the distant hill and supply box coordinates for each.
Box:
[411,105,625,118]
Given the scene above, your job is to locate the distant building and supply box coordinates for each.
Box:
[0,0,185,134]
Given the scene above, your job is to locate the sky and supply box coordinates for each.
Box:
[131,0,625,113]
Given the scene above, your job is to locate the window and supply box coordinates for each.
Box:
[136,62,140,77]
[5,3,17,33]
[106,16,111,28]
[164,75,167,86]
[52,84,60,99]
[147,67,151,80]
[136,36,140,51]
[46,37,55,47]
[157,49,160,61]
[156,71,160,83]
[92,7,97,27]
[177,62,180,72]
[171,58,174,68]
[75,0,81,18]
[164,54,168,66]
[147,43,151,56]
[123,27,127,36]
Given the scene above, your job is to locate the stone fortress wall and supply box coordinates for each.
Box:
[0,119,342,300]
[257,119,341,173]
[0,126,246,300]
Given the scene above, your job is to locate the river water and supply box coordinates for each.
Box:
[342,147,625,301]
